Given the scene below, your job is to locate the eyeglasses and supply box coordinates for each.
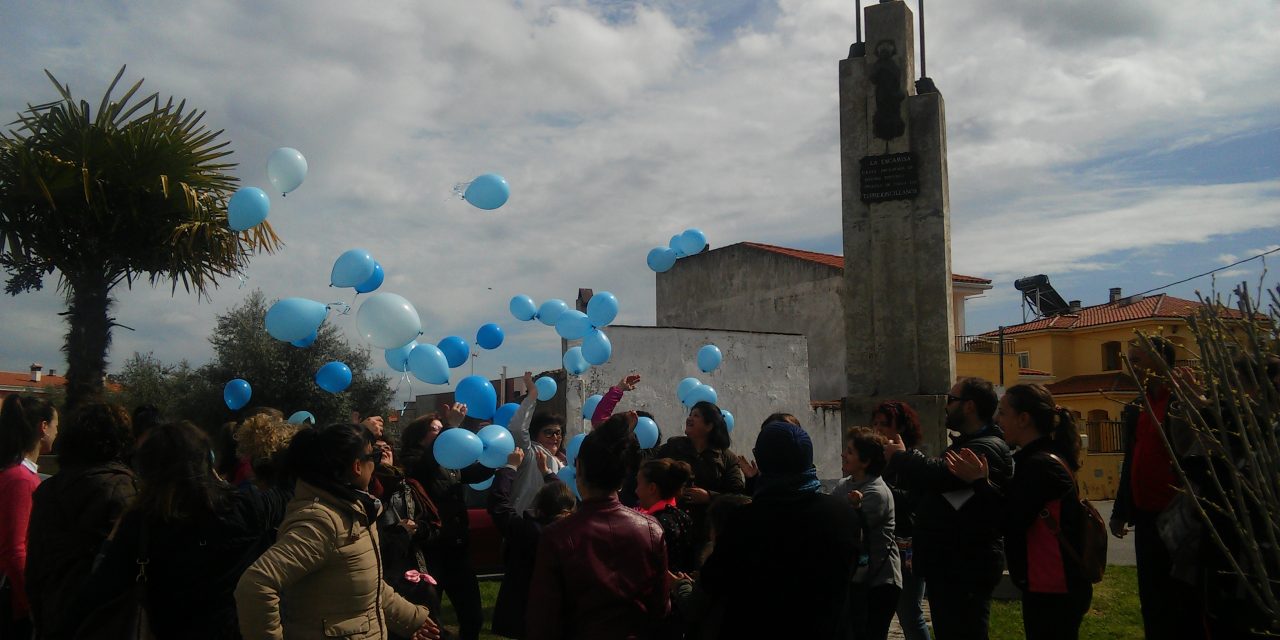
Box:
[946,394,965,405]
[539,430,563,438]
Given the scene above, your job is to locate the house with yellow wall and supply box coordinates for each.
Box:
[961,289,1226,499]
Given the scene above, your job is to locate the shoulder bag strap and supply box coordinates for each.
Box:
[1040,454,1087,568]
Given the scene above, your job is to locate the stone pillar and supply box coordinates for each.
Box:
[840,0,955,455]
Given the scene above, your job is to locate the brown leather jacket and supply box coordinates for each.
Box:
[526,495,670,639]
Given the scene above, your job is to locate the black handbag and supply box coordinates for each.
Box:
[75,525,153,640]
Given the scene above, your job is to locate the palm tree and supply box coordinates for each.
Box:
[0,67,282,412]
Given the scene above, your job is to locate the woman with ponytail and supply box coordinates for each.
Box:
[236,423,440,640]
[0,394,58,638]
[946,384,1091,640]
[526,412,669,639]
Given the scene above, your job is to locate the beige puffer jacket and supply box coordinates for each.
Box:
[235,481,431,639]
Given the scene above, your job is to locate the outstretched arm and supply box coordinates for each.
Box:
[592,374,640,427]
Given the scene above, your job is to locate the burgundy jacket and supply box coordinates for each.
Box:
[526,495,670,639]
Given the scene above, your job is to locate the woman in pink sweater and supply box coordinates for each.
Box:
[0,394,59,638]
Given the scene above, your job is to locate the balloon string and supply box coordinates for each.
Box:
[451,182,470,200]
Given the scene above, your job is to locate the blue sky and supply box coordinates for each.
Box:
[1,0,1277,406]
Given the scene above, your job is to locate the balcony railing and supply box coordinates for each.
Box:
[1085,420,1124,454]
[955,335,1015,354]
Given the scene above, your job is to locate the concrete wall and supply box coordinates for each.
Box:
[657,245,847,402]
[562,325,847,480]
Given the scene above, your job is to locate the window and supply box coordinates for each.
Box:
[1017,352,1031,369]
[1101,341,1122,371]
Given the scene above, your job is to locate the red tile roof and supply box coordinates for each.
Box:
[989,294,1242,336]
[1019,367,1053,377]
[0,372,66,390]
[1045,372,1139,396]
[737,242,991,285]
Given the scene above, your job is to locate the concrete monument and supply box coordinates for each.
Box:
[840,0,955,454]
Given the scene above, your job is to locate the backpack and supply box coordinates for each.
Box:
[1042,454,1108,584]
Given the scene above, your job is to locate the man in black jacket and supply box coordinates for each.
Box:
[884,377,1013,640]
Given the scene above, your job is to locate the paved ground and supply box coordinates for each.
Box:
[884,500,1133,639]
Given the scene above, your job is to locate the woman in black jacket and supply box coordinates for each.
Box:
[78,421,292,639]
[26,401,136,640]
[655,401,744,553]
[401,406,495,640]
[486,447,572,638]
[870,401,931,640]
[947,384,1092,640]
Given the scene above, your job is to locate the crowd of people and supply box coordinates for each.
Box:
[0,345,1267,639]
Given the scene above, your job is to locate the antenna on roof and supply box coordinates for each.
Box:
[1014,275,1070,321]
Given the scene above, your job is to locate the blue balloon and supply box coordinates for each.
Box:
[510,295,537,321]
[698,344,723,373]
[267,147,308,195]
[635,417,659,449]
[669,234,686,258]
[556,465,580,498]
[685,384,718,407]
[434,427,483,469]
[538,299,568,326]
[677,228,707,256]
[316,361,352,393]
[438,336,470,369]
[223,379,252,410]
[265,298,328,342]
[478,424,516,468]
[476,323,504,350]
[287,410,315,425]
[494,403,520,427]
[647,247,678,273]
[291,331,317,348]
[228,187,270,231]
[555,310,592,341]
[721,409,735,433]
[385,341,416,372]
[535,377,557,401]
[463,173,511,210]
[469,476,494,491]
[355,263,384,294]
[586,291,619,327]
[408,344,450,384]
[456,375,498,419]
[581,330,611,366]
[565,433,587,466]
[582,394,603,420]
[331,249,377,288]
[563,347,589,376]
[677,377,701,402]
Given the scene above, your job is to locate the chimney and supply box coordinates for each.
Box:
[1068,300,1082,313]
[1108,287,1122,303]
[576,288,594,312]
[29,363,43,383]
[47,369,55,377]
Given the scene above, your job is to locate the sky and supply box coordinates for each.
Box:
[2,0,1278,406]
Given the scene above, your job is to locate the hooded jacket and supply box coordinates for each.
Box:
[235,480,431,640]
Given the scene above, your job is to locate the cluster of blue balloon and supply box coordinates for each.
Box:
[227,147,308,231]
[509,292,620,376]
[677,376,733,431]
[459,173,511,210]
[383,319,505,389]
[646,228,708,273]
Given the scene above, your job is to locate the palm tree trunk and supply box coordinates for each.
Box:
[62,272,113,413]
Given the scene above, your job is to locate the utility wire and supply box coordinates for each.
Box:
[1131,245,1280,298]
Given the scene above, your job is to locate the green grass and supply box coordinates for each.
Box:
[439,566,1143,640]
[989,565,1143,640]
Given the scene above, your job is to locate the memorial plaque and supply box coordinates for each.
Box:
[859,152,919,203]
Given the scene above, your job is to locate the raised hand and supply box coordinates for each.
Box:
[361,415,385,437]
[445,402,468,427]
[847,490,864,509]
[506,447,526,469]
[522,371,535,397]
[619,373,641,391]
[882,432,906,462]
[683,486,711,505]
[535,448,550,476]
[735,454,759,479]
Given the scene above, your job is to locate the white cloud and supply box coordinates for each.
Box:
[1,0,1277,403]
